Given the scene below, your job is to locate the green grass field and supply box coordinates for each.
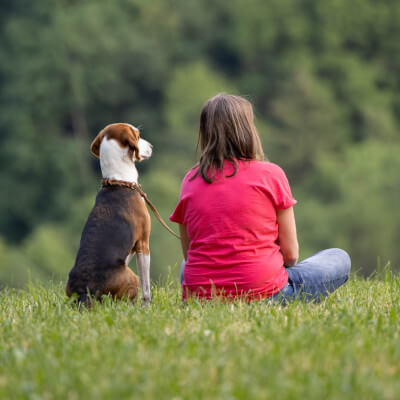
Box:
[1,271,400,400]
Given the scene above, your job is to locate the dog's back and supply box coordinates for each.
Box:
[67,186,139,301]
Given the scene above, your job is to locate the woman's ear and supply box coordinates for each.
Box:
[90,130,104,158]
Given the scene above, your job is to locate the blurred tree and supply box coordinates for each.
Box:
[0,225,74,287]
[0,0,177,241]
[296,140,400,273]
[163,62,236,160]
[265,69,348,182]
[143,170,183,279]
[1,0,400,285]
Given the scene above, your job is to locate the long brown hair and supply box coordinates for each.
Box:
[191,93,264,183]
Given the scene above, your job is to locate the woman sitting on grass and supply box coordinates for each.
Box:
[170,93,350,302]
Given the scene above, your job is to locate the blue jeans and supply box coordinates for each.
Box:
[180,248,351,302]
[271,248,351,302]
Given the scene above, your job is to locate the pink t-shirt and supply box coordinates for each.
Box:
[170,160,297,301]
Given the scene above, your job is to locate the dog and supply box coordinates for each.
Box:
[66,123,153,306]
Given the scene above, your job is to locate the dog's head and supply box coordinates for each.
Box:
[90,123,153,162]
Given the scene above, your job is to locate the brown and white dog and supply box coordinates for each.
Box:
[66,123,153,305]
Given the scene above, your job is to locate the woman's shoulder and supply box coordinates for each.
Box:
[179,166,201,193]
[182,165,199,182]
[181,161,289,187]
[248,160,287,177]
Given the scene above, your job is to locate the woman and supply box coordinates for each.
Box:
[170,93,350,302]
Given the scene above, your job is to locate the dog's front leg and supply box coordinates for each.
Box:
[136,252,151,303]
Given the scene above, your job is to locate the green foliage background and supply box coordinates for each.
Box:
[0,0,399,286]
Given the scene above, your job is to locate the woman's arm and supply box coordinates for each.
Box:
[277,206,299,267]
[179,224,190,261]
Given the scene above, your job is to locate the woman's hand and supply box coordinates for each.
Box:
[179,224,190,261]
[277,206,299,267]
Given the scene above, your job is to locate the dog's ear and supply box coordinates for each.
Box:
[90,130,105,158]
[126,126,141,161]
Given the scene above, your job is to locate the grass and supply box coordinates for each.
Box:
[1,270,400,399]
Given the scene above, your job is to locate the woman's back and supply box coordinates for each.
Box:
[170,160,296,300]
[170,93,350,303]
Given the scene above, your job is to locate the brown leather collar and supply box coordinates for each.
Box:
[101,178,140,191]
[100,178,180,239]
